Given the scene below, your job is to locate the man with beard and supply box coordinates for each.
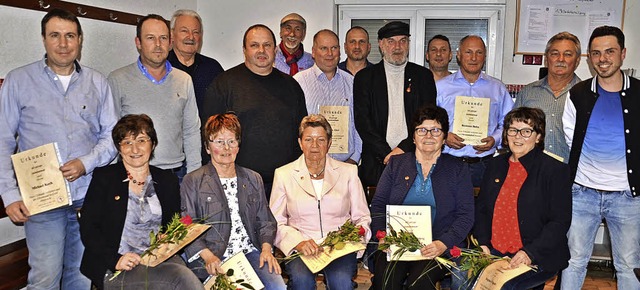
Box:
[338,26,373,76]
[353,21,436,189]
[109,14,201,180]
[515,32,581,163]
[274,13,314,76]
[426,34,453,81]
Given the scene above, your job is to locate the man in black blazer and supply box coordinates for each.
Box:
[353,21,436,190]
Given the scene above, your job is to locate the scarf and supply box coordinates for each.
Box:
[279,41,304,75]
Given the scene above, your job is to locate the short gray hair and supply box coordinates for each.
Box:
[545,31,581,56]
[170,9,203,32]
[299,114,332,140]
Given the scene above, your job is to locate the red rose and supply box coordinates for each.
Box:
[450,246,461,258]
[358,226,366,236]
[376,230,386,240]
[180,215,193,225]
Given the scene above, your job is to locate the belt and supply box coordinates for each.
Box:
[456,155,492,164]
[169,166,183,172]
[575,182,618,194]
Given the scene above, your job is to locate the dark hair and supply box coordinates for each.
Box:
[299,114,332,140]
[588,25,624,51]
[243,24,276,49]
[204,113,242,145]
[346,26,369,40]
[112,114,159,158]
[411,105,449,140]
[502,107,546,149]
[41,8,82,37]
[136,14,170,40]
[313,29,339,45]
[428,34,451,50]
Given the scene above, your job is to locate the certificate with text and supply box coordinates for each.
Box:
[472,259,532,290]
[453,96,490,146]
[203,252,265,290]
[11,143,71,215]
[301,242,365,273]
[320,105,349,154]
[386,205,432,261]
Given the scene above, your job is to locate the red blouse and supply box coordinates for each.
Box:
[491,159,527,254]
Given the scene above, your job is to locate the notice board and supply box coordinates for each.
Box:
[516,0,625,55]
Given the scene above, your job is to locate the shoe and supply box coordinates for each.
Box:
[634,268,640,282]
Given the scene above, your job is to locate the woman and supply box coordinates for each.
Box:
[180,113,285,289]
[270,114,371,290]
[79,114,201,289]
[473,107,571,289]
[369,105,474,290]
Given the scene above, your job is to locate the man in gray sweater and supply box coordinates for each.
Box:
[109,14,201,180]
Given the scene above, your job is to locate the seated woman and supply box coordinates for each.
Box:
[79,114,202,289]
[473,107,571,289]
[270,114,371,290]
[369,105,475,290]
[180,113,285,289]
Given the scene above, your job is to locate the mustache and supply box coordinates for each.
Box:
[183,40,196,45]
[553,62,568,68]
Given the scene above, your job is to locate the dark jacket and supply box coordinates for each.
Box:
[474,148,572,271]
[353,61,437,188]
[369,152,474,250]
[79,163,181,289]
[566,73,640,197]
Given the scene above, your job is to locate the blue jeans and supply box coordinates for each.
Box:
[245,250,286,290]
[285,252,357,290]
[560,183,640,290]
[468,159,487,188]
[24,199,90,290]
[104,255,202,290]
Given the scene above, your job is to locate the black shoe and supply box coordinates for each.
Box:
[634,268,640,282]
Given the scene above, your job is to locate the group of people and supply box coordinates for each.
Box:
[0,5,638,290]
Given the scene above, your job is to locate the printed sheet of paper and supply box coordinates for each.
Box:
[11,143,71,215]
[386,205,432,261]
[300,242,365,273]
[203,252,265,290]
[472,259,533,290]
[525,5,553,44]
[452,96,490,146]
[140,224,210,267]
[320,105,349,154]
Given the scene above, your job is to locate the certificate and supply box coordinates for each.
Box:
[320,105,349,154]
[11,143,71,215]
[452,96,490,145]
[140,223,211,267]
[386,205,432,261]
[203,252,265,290]
[300,242,365,273]
[472,259,533,290]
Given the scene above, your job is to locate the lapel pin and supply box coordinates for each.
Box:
[404,176,410,180]
[242,184,246,188]
[115,195,120,201]
[494,178,500,183]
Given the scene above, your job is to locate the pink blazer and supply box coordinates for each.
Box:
[269,155,372,255]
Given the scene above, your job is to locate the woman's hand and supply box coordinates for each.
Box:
[295,239,321,256]
[116,252,141,271]
[200,249,224,275]
[509,250,531,268]
[480,245,491,255]
[260,244,281,274]
[420,240,446,259]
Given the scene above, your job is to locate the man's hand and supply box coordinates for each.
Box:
[200,249,224,275]
[472,136,495,154]
[383,147,404,164]
[445,132,465,149]
[5,201,30,223]
[60,159,86,183]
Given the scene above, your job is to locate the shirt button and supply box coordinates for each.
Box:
[622,92,626,96]
[549,129,553,132]
[628,149,631,153]
[624,109,629,113]
[549,145,553,148]
[626,129,630,133]
[629,169,633,173]
[551,114,555,117]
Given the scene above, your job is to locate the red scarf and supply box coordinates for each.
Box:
[279,42,304,76]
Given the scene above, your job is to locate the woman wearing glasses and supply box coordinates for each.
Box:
[180,113,285,289]
[370,105,474,290]
[79,114,202,289]
[473,107,571,289]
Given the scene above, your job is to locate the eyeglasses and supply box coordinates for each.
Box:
[506,128,535,138]
[208,139,239,148]
[119,137,152,148]
[415,127,443,137]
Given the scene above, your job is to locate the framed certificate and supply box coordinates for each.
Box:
[452,96,491,145]
[386,205,432,261]
[320,105,349,154]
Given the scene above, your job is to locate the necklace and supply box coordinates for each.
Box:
[126,171,146,186]
[309,167,325,179]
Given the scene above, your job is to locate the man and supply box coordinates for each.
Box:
[515,32,581,163]
[0,9,117,289]
[274,13,314,76]
[294,29,362,164]
[338,26,373,76]
[354,21,436,189]
[201,24,307,198]
[561,26,640,290]
[109,14,201,179]
[426,34,453,81]
[168,9,224,113]
[436,35,513,187]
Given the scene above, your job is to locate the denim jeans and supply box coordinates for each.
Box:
[285,252,357,290]
[560,183,640,290]
[104,255,202,290]
[245,250,286,290]
[468,159,487,188]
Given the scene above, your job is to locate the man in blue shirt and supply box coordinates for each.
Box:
[0,9,117,289]
[436,35,513,187]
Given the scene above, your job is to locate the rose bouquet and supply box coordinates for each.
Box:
[284,219,366,263]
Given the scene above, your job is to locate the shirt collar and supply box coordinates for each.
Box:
[453,69,487,84]
[137,57,173,84]
[41,54,82,74]
[311,64,340,81]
